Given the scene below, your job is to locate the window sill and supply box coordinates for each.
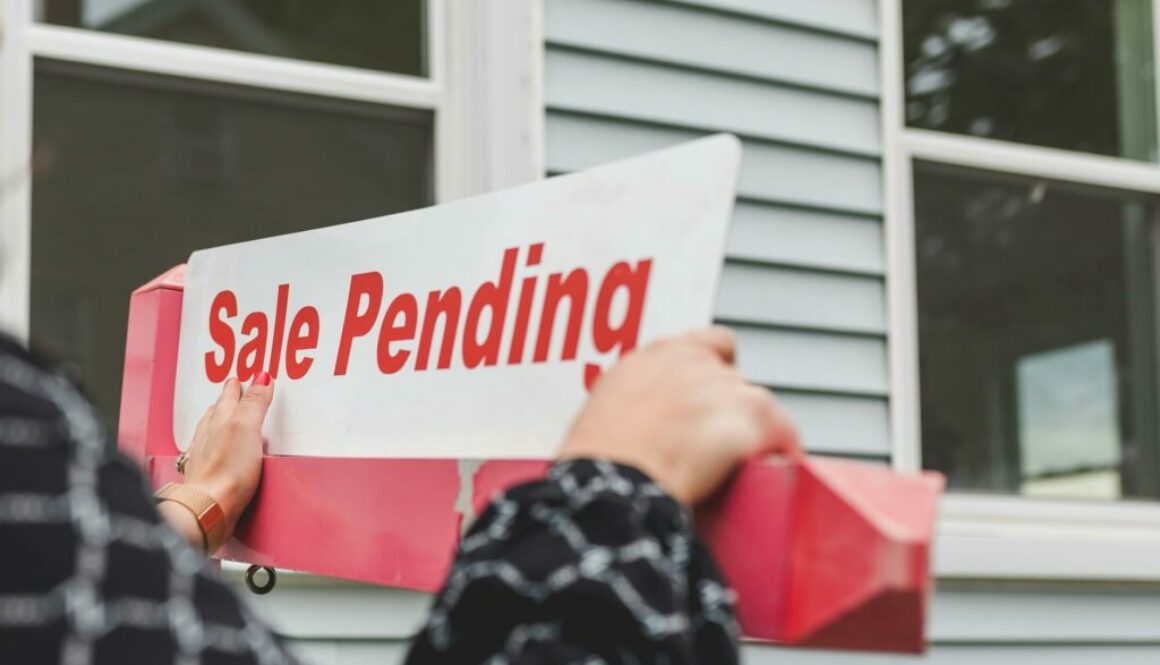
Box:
[934,494,1160,581]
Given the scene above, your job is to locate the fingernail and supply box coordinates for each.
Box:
[254,371,271,387]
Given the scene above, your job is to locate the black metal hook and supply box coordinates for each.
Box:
[245,565,277,595]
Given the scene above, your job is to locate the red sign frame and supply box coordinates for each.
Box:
[119,266,944,653]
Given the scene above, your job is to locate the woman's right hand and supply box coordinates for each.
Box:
[182,374,274,535]
[559,326,800,505]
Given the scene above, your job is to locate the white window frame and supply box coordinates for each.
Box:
[879,0,1160,581]
[0,0,544,340]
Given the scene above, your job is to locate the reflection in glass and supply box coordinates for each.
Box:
[915,162,1160,501]
[38,0,426,77]
[1017,340,1122,498]
[903,0,1157,160]
[31,60,433,428]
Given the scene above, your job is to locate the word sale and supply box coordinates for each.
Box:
[203,243,653,388]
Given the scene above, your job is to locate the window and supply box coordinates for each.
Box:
[903,0,1157,160]
[884,0,1160,578]
[914,163,1160,501]
[0,0,542,429]
[31,60,432,422]
[898,1,1160,503]
[37,0,427,76]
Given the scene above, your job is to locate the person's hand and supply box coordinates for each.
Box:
[559,326,800,505]
[181,373,274,534]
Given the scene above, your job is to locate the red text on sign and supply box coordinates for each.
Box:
[203,243,652,388]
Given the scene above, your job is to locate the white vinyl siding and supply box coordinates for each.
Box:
[233,580,1160,663]
[544,0,889,461]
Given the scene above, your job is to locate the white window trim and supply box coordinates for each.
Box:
[0,0,544,340]
[0,1,34,342]
[879,0,1160,581]
[436,0,544,200]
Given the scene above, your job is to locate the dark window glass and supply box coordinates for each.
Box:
[31,59,432,428]
[903,0,1157,160]
[38,0,426,77]
[915,162,1160,501]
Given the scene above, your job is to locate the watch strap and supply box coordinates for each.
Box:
[155,482,229,553]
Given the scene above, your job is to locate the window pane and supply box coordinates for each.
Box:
[31,60,433,428]
[915,162,1160,501]
[38,0,426,77]
[903,0,1158,160]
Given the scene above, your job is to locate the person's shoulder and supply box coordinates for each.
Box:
[0,331,66,420]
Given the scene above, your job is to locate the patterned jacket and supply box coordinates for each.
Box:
[0,336,739,664]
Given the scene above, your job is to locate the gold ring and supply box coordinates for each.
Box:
[175,451,189,475]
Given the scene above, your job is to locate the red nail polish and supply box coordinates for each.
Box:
[254,371,271,386]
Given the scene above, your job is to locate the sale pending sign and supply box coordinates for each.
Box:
[173,135,740,459]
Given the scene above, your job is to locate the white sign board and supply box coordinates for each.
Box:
[174,135,740,459]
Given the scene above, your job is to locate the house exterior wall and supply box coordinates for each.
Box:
[545,0,892,462]
[243,1,1160,662]
[251,579,1160,663]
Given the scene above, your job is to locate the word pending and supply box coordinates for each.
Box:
[203,243,653,387]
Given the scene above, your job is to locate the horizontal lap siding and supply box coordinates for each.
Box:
[665,0,879,40]
[546,49,880,154]
[257,584,1160,662]
[545,0,888,459]
[547,0,879,95]
[727,203,884,274]
[716,264,886,334]
[546,114,883,214]
[258,584,1160,641]
[287,642,1160,665]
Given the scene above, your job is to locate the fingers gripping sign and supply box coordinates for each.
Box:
[560,326,801,505]
[183,373,275,535]
[684,325,737,365]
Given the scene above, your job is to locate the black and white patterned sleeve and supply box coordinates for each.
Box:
[0,339,299,665]
[405,459,741,665]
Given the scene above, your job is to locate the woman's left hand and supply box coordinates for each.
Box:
[181,373,274,535]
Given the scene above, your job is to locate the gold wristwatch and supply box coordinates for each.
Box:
[155,482,228,553]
